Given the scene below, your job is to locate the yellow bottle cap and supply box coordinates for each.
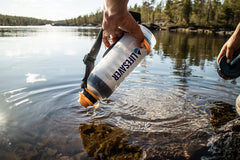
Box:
[79,88,100,108]
[143,40,151,54]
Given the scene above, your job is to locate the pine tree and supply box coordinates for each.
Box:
[182,0,192,24]
[164,0,173,21]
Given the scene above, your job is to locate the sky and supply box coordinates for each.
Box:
[0,0,148,20]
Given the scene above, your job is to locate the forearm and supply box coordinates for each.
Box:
[235,23,240,33]
[103,0,128,16]
[102,0,129,32]
[230,23,240,50]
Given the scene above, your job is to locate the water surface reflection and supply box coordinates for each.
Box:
[0,26,239,159]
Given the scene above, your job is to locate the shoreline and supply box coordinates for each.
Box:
[142,23,234,36]
[0,23,234,36]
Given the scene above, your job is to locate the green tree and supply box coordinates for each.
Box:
[141,1,155,23]
[221,0,234,26]
[133,4,141,13]
[164,0,174,21]
[192,0,205,26]
[182,0,192,24]
[172,0,184,24]
[209,0,221,26]
[154,1,164,23]
[229,0,240,26]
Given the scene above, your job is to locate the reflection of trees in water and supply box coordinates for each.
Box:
[77,28,100,38]
[0,26,101,39]
[0,27,38,37]
[153,31,228,68]
[153,31,229,84]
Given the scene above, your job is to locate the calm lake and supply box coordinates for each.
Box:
[0,26,239,159]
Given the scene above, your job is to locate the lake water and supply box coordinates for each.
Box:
[0,26,239,159]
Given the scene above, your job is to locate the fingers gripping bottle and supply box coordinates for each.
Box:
[79,25,156,108]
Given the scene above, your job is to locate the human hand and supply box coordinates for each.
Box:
[102,0,144,48]
[217,24,240,64]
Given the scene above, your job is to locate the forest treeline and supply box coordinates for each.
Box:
[0,14,52,26]
[58,0,240,29]
[0,0,239,29]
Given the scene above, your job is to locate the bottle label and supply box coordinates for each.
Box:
[112,48,141,81]
[91,34,148,93]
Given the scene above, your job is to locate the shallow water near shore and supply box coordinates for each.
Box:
[0,26,239,159]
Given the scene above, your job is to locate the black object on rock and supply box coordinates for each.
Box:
[217,55,240,80]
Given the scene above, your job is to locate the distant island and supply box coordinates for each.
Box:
[0,0,239,33]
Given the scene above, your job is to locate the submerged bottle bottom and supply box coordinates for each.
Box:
[88,74,113,99]
[82,89,97,104]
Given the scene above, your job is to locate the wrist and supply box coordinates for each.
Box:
[103,10,128,26]
[103,0,128,17]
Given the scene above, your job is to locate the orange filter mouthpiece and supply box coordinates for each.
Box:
[79,88,100,108]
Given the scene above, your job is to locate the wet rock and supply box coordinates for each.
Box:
[60,156,72,160]
[53,137,82,156]
[56,153,63,159]
[236,95,240,116]
[37,142,45,147]
[203,117,240,160]
[72,152,85,160]
[0,150,18,160]
[149,23,160,30]
[46,147,57,156]
[79,123,143,160]
[73,152,99,160]
[130,131,210,160]
[209,101,237,133]
[142,23,160,31]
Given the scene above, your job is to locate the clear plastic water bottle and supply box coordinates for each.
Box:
[79,25,156,108]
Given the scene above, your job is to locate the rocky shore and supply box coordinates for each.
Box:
[202,102,240,160]
[142,23,234,36]
[78,102,240,160]
[203,117,240,160]
[1,106,239,160]
[68,22,235,36]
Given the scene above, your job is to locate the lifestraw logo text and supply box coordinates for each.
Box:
[112,48,141,81]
